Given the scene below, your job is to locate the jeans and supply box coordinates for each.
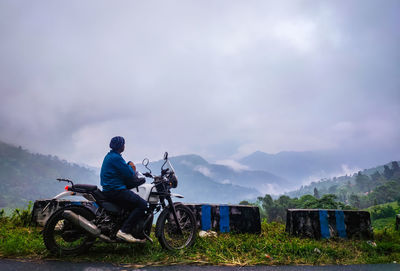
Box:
[103,189,148,233]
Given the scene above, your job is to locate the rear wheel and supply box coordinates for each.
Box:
[43,206,96,256]
[156,204,197,250]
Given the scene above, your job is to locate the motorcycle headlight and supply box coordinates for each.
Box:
[169,173,178,188]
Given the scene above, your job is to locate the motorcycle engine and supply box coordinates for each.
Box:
[96,214,119,236]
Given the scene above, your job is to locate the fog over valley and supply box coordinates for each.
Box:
[0,1,399,202]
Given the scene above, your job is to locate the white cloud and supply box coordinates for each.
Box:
[0,0,398,168]
[340,164,361,176]
[273,19,317,52]
[215,160,249,172]
[300,164,361,186]
[194,166,212,177]
[259,183,290,196]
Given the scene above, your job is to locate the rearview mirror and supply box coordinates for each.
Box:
[163,152,168,160]
[142,158,149,167]
[142,158,151,173]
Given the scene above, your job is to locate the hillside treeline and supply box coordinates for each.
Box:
[307,161,400,209]
[0,141,98,207]
[288,161,400,205]
[241,193,352,222]
[247,161,400,222]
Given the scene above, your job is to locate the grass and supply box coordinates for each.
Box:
[1,203,400,266]
[372,217,396,230]
[366,201,400,213]
[364,201,399,230]
[1,213,400,267]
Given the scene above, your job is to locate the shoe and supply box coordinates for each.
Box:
[116,230,146,243]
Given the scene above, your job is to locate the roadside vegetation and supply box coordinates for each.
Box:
[1,204,400,267]
[2,161,400,266]
[240,162,400,225]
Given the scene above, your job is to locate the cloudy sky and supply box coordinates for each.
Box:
[0,0,399,167]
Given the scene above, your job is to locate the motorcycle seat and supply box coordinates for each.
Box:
[92,188,107,201]
[71,184,98,193]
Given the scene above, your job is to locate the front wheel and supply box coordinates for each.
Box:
[156,204,197,250]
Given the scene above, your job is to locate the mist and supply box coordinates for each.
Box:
[0,0,399,170]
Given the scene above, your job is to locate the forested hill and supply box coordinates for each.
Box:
[0,141,259,207]
[285,160,400,209]
[0,141,99,207]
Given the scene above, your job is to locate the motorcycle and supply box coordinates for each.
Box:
[42,152,197,255]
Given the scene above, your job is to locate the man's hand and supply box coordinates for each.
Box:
[143,172,152,178]
[128,161,136,172]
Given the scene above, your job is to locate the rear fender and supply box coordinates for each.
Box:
[53,191,84,199]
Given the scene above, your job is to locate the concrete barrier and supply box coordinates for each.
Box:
[286,209,373,239]
[184,204,261,234]
[32,200,261,234]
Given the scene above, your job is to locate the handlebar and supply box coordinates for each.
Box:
[143,172,153,178]
[57,178,74,185]
[142,167,170,178]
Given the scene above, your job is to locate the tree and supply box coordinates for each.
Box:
[328,185,339,194]
[392,161,400,172]
[370,181,400,204]
[337,187,348,202]
[384,165,393,180]
[318,194,342,209]
[298,195,319,209]
[257,194,273,211]
[276,195,292,208]
[371,171,381,181]
[355,172,372,192]
[257,194,274,220]
[313,187,320,199]
[349,194,360,209]
[371,205,396,220]
[392,161,400,179]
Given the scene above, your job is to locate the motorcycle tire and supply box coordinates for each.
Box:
[43,205,96,256]
[156,204,197,250]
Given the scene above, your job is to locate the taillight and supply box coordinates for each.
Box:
[65,185,70,191]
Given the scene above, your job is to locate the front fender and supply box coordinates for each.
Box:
[171,193,184,199]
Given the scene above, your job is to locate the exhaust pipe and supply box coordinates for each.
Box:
[63,210,101,236]
[62,210,116,243]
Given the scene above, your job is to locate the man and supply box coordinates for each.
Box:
[100,136,147,243]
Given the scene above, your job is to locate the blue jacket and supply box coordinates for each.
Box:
[100,150,136,192]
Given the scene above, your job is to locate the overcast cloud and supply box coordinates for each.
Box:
[0,0,399,167]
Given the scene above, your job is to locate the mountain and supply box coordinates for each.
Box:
[239,149,399,189]
[135,154,261,204]
[285,160,400,208]
[168,155,286,195]
[0,142,260,207]
[0,141,99,207]
[240,151,336,187]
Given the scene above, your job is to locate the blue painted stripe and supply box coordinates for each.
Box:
[219,206,230,233]
[201,205,211,231]
[319,210,330,238]
[335,210,347,238]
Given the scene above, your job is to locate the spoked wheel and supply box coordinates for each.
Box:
[43,206,96,256]
[156,204,197,250]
